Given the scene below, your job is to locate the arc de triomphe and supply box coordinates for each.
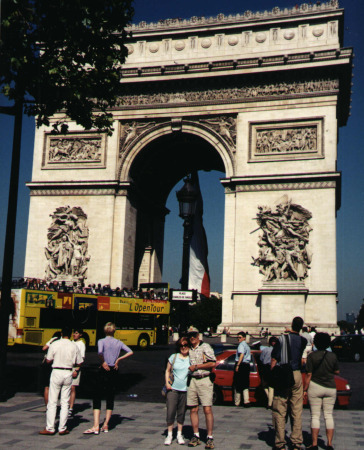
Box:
[24,1,352,333]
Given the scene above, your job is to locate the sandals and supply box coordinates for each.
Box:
[101,424,109,433]
[83,427,99,435]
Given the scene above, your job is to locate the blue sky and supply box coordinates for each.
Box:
[0,0,363,319]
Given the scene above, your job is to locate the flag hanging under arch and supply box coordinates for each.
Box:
[188,172,210,298]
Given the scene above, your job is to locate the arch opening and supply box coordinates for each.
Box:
[127,131,226,290]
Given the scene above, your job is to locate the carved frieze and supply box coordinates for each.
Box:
[249,119,323,162]
[115,79,339,107]
[45,206,90,281]
[43,133,106,169]
[251,196,312,282]
[119,121,156,156]
[200,116,236,150]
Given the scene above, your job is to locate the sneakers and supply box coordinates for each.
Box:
[177,434,185,445]
[68,408,73,418]
[205,438,215,449]
[188,436,201,447]
[164,435,173,446]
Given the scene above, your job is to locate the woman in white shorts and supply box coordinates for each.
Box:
[303,332,339,450]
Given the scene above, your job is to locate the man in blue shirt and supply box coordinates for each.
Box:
[271,317,307,450]
[234,331,251,407]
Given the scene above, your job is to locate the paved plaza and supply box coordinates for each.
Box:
[0,393,363,449]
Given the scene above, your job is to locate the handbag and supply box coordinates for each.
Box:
[271,334,295,390]
[161,353,177,397]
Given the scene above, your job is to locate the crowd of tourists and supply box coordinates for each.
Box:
[9,277,168,299]
[37,317,340,450]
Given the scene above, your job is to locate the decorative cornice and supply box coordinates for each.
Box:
[120,49,351,80]
[222,172,340,193]
[128,1,339,32]
[29,189,125,196]
[27,181,131,197]
[233,181,336,192]
[231,290,338,296]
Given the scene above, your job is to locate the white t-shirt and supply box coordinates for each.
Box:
[73,339,86,362]
[47,338,83,369]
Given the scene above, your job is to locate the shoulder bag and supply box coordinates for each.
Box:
[161,353,178,397]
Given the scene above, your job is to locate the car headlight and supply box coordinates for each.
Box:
[345,384,350,390]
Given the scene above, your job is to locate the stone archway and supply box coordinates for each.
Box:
[116,120,232,288]
[24,2,352,333]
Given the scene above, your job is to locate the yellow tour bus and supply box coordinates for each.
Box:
[8,283,170,349]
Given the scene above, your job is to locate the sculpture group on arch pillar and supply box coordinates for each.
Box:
[251,195,312,282]
[44,206,90,281]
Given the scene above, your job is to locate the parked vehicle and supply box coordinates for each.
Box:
[331,334,364,362]
[212,350,351,407]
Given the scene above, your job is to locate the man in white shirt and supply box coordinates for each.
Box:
[39,326,83,435]
[68,327,86,417]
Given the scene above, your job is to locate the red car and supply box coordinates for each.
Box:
[212,350,351,407]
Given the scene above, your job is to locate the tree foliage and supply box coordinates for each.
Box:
[0,0,134,132]
[171,298,222,332]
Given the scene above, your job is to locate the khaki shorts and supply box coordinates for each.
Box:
[187,376,213,407]
[71,369,81,386]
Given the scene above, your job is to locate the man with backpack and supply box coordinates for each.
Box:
[271,317,307,450]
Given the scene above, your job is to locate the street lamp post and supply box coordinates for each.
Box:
[176,176,198,333]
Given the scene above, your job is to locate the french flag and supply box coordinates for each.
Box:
[188,172,210,298]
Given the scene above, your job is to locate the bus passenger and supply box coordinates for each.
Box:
[68,327,86,417]
[83,322,133,435]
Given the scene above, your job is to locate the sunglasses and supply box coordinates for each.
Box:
[180,344,189,348]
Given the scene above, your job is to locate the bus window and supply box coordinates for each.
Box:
[96,312,116,338]
[39,309,73,329]
[137,314,154,330]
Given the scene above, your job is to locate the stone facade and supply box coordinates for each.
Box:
[24,1,352,333]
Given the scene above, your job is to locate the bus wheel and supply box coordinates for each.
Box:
[138,334,150,350]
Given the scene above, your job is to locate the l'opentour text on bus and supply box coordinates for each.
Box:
[8,285,170,349]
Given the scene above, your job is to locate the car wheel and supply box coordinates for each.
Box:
[212,385,223,405]
[353,352,361,362]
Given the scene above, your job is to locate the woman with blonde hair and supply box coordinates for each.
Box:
[83,322,133,434]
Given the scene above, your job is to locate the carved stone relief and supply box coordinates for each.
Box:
[119,121,156,156]
[115,79,339,107]
[251,195,312,282]
[43,133,106,169]
[45,206,90,281]
[250,119,323,162]
[256,126,317,154]
[200,116,236,149]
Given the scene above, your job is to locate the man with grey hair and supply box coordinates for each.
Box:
[187,328,216,449]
